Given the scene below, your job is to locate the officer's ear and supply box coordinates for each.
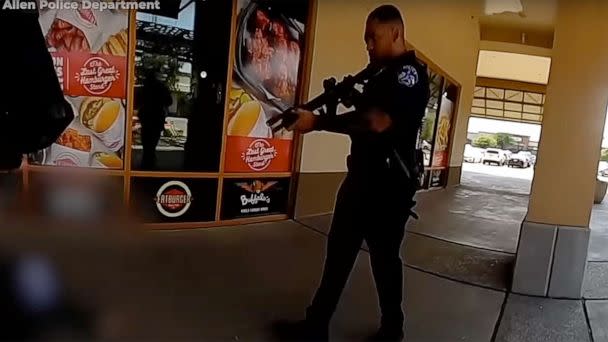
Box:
[390,24,401,42]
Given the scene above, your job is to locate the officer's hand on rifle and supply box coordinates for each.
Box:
[286,108,317,133]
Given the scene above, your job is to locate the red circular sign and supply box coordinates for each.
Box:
[154,181,193,218]
[241,139,278,171]
[75,57,120,96]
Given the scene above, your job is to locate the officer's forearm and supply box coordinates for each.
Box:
[314,110,361,134]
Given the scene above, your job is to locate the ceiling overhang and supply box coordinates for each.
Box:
[480,0,557,49]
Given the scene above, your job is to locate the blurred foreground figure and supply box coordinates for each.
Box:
[0,6,95,339]
[0,168,137,339]
[0,6,73,170]
[0,254,94,340]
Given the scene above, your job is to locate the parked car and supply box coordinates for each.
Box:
[508,152,531,168]
[463,145,483,163]
[519,151,533,160]
[599,161,608,178]
[482,148,505,166]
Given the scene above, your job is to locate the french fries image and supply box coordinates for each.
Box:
[436,117,451,150]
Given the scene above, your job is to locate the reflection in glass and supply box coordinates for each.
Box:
[132,0,196,171]
[137,69,173,169]
[431,81,458,168]
[419,68,443,167]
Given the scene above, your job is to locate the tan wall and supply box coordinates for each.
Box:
[294,172,347,218]
[477,50,551,84]
[527,0,608,227]
[480,24,554,49]
[479,40,552,58]
[300,0,482,173]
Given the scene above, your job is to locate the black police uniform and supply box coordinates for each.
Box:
[305,50,430,333]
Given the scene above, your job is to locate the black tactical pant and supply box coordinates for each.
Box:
[306,174,413,330]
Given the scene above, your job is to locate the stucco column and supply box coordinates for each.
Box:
[512,0,608,298]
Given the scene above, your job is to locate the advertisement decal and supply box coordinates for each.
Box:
[30,1,129,169]
[154,181,193,218]
[130,177,217,223]
[221,178,290,219]
[223,0,309,173]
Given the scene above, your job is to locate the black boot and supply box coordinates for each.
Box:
[365,326,404,342]
[271,319,329,341]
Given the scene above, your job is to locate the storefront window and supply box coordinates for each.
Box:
[24,0,316,226]
[217,0,310,221]
[223,0,309,173]
[128,0,234,223]
[30,6,131,169]
[419,68,444,167]
[432,81,457,168]
[132,0,199,171]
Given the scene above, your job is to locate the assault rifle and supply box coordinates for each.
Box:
[266,64,426,204]
[267,64,382,132]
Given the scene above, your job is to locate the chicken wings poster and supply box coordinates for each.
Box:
[223,0,309,173]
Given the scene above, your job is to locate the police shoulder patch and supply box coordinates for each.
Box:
[398,65,419,87]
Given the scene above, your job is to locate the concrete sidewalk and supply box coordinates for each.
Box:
[2,167,605,341]
[296,169,608,342]
[3,217,604,341]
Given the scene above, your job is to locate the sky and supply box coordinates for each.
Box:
[136,0,195,30]
[468,117,608,148]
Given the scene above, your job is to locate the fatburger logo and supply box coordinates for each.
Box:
[154,181,193,218]
[241,139,278,171]
[75,57,121,95]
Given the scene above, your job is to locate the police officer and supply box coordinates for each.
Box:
[273,4,430,342]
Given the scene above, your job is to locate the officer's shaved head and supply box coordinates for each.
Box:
[365,4,407,65]
[368,4,405,28]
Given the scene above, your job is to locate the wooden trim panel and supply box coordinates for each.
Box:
[477,77,547,94]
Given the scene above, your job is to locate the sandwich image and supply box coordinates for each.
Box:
[91,152,123,169]
[100,29,128,56]
[227,100,272,138]
[80,97,121,133]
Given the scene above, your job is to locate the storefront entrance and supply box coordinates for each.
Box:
[24,0,314,228]
[19,0,463,229]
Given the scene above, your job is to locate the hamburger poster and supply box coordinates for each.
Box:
[223,0,309,173]
[29,1,129,169]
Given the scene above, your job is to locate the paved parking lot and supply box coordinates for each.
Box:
[462,162,534,181]
[461,162,534,195]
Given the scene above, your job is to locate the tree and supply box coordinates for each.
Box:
[420,116,436,142]
[494,133,514,149]
[136,53,183,92]
[473,135,497,149]
[601,149,608,162]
